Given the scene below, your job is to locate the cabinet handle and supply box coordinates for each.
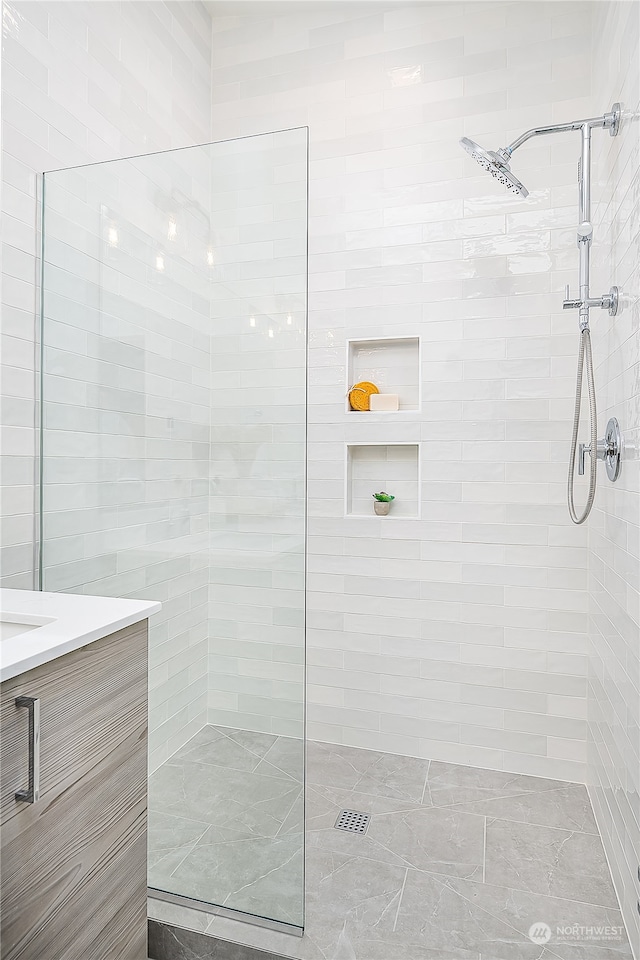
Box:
[15,696,40,804]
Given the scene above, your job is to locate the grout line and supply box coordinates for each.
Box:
[405,863,626,911]
[482,816,487,883]
[308,746,594,829]
[417,789,599,834]
[311,796,597,841]
[309,778,426,807]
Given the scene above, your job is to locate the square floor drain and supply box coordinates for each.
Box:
[334,809,370,834]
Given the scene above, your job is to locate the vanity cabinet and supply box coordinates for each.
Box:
[0,620,148,960]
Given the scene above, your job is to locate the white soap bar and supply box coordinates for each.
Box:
[370,393,399,411]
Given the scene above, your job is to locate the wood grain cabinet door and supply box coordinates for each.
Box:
[0,621,148,960]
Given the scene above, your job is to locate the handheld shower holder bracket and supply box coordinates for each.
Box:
[562,285,619,318]
[577,221,593,243]
[562,286,582,311]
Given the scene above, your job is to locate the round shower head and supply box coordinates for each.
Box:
[460,137,529,198]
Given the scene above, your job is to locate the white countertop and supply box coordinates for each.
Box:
[0,589,161,682]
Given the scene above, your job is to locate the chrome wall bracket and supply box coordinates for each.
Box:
[578,417,622,482]
[562,284,619,318]
[604,285,619,316]
[606,102,622,136]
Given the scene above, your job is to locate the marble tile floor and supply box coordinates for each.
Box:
[148,725,304,927]
[149,736,633,960]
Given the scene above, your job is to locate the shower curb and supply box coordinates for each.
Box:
[148,919,290,960]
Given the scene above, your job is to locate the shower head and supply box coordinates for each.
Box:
[460,136,529,198]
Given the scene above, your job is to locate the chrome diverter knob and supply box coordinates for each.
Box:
[577,417,622,482]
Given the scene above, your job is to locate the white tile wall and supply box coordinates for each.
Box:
[1,0,213,590]
[41,147,214,772]
[588,3,640,956]
[1,0,214,768]
[1,1,308,766]
[207,129,307,739]
[39,127,309,768]
[210,0,599,780]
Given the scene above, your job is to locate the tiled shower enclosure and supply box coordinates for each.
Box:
[1,0,638,956]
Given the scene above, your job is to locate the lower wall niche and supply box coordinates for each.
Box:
[346,443,419,518]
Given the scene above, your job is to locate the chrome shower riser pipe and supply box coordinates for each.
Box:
[492,104,621,333]
[504,105,622,524]
[461,103,622,524]
[578,123,592,331]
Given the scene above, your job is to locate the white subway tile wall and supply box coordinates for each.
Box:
[39,127,308,769]
[589,2,640,955]
[210,0,598,781]
[1,0,214,768]
[207,129,307,739]
[1,0,213,590]
[41,148,214,772]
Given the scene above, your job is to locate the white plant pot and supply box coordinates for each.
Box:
[373,501,391,516]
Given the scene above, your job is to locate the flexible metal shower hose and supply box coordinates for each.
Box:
[567,328,598,524]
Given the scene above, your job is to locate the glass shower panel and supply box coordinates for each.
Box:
[204,131,307,924]
[40,128,308,931]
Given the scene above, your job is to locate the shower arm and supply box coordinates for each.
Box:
[503,107,619,157]
[500,105,621,330]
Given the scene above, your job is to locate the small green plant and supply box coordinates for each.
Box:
[372,491,395,502]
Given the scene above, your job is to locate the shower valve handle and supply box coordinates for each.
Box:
[577,442,590,475]
[578,437,614,476]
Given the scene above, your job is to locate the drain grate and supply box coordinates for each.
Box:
[334,809,370,835]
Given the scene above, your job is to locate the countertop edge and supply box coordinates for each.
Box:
[0,592,161,683]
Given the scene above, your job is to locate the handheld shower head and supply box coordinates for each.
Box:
[459,137,529,197]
